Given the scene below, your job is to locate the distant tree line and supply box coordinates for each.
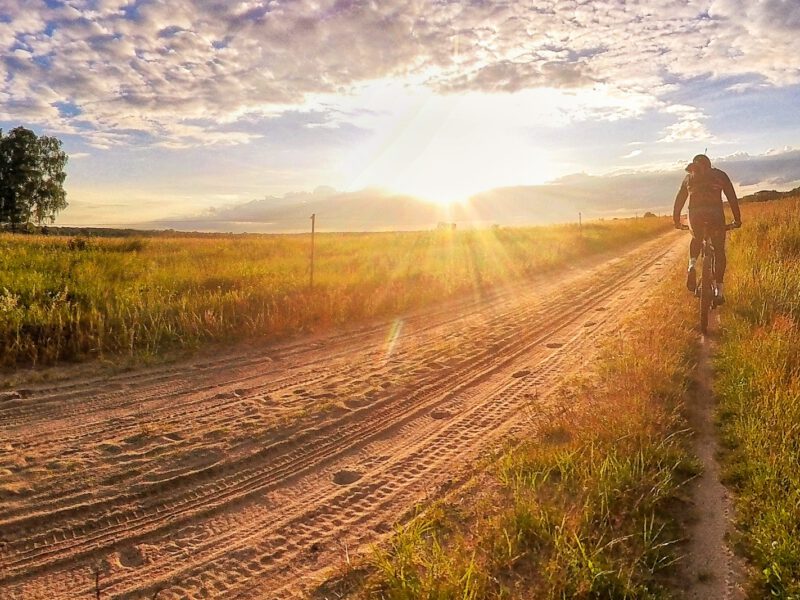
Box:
[0,126,68,231]
[46,226,258,239]
[739,186,800,203]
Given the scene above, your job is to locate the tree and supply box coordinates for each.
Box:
[0,126,68,230]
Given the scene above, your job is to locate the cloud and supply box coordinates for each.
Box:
[547,147,800,202]
[1,0,799,149]
[660,118,714,143]
[657,104,715,143]
[435,58,595,93]
[468,147,800,225]
[716,148,800,187]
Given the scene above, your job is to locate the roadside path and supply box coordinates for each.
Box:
[680,313,746,599]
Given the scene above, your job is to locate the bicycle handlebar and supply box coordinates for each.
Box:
[677,222,740,231]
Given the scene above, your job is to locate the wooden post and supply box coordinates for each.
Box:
[309,213,316,289]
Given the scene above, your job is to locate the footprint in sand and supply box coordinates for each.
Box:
[117,545,145,568]
[332,470,362,485]
[344,398,369,409]
[373,522,391,534]
[545,342,564,349]
[99,442,123,455]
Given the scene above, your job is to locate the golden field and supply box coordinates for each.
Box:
[0,218,669,366]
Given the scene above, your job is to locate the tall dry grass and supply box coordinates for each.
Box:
[715,197,800,597]
[0,218,668,366]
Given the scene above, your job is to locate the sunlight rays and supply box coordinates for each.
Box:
[382,318,404,364]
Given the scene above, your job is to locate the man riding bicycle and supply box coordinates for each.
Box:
[673,154,742,304]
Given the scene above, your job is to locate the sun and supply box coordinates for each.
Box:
[371,132,552,206]
[396,172,478,206]
[339,87,553,204]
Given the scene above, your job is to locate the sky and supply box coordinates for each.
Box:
[2,0,800,227]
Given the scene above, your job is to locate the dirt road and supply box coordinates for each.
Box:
[1,231,684,599]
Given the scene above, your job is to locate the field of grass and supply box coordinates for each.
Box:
[0,217,669,367]
[331,255,698,598]
[715,197,800,597]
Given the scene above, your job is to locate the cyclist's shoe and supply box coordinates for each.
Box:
[686,267,697,293]
[715,284,725,306]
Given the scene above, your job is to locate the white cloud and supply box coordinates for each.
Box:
[1,0,799,149]
[660,119,714,143]
[657,104,716,143]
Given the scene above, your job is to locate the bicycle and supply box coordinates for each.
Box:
[679,222,739,334]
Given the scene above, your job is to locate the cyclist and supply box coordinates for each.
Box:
[673,154,742,304]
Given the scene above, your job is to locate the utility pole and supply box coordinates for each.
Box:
[309,213,316,289]
[578,212,582,237]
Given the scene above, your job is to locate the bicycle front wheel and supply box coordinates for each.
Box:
[700,254,713,333]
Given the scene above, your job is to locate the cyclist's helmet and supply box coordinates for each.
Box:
[686,153,712,173]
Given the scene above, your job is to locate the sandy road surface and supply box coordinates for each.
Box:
[1,231,684,599]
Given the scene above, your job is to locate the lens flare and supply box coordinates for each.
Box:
[384,318,403,362]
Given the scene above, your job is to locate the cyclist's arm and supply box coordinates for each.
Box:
[721,171,742,223]
[673,178,688,226]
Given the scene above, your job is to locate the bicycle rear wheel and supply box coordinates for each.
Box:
[700,251,713,333]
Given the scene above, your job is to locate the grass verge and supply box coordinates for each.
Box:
[715,197,800,597]
[323,251,698,598]
[0,218,668,367]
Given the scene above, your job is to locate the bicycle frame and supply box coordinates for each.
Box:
[680,222,737,334]
[697,234,717,334]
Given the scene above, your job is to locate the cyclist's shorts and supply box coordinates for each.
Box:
[688,207,725,235]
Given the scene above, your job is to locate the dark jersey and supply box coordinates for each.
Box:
[673,167,741,225]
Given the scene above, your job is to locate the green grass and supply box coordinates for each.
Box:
[715,197,800,598]
[333,254,698,599]
[0,217,669,367]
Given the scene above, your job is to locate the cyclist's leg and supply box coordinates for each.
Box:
[689,236,702,260]
[711,228,727,282]
[686,214,706,292]
[688,213,706,261]
[710,226,727,303]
